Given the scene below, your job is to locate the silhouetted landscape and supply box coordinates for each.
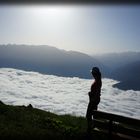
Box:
[0,5,140,140]
[93,53,140,90]
[0,44,105,78]
[1,100,127,140]
[0,44,140,90]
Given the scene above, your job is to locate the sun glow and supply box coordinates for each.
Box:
[30,5,73,21]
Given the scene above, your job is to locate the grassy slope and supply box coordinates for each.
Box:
[0,101,107,140]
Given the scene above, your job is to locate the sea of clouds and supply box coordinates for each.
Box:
[0,68,139,119]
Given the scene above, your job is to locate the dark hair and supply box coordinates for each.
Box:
[91,67,101,79]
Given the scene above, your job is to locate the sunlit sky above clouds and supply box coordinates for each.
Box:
[0,5,140,54]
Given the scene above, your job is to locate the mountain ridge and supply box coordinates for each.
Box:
[0,44,140,90]
[0,44,107,79]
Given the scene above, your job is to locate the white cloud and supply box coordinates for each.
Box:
[0,68,140,119]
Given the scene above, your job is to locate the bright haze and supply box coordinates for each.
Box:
[0,5,140,54]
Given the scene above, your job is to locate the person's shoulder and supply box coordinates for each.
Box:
[91,81,96,88]
[91,81,96,85]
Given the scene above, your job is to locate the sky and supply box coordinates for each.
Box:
[0,5,140,54]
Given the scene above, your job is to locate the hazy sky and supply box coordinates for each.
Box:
[0,5,140,54]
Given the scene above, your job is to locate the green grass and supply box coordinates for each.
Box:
[0,101,106,140]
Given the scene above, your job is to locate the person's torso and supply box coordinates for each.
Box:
[90,80,102,98]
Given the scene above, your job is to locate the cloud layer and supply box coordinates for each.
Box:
[0,68,139,119]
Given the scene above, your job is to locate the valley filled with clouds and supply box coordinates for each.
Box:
[0,68,139,119]
[0,44,140,90]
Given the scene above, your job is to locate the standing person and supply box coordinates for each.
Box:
[86,67,102,133]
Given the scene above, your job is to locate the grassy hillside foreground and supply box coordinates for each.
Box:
[0,101,107,140]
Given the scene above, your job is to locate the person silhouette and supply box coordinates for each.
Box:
[86,67,102,133]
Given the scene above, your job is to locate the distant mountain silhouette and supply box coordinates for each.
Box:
[0,44,140,90]
[93,52,140,90]
[0,44,107,79]
[112,61,140,90]
[93,52,140,71]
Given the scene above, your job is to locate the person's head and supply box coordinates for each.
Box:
[90,67,101,80]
